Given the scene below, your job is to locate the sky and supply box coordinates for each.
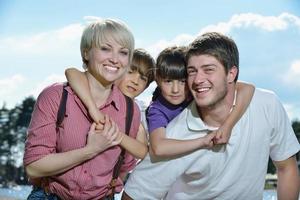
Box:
[0,0,300,121]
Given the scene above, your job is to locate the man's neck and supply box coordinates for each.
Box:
[198,85,236,127]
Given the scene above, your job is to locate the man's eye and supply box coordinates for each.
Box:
[188,69,196,75]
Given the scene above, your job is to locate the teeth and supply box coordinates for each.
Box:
[105,65,118,72]
[197,87,210,92]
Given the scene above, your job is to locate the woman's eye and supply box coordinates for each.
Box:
[120,50,129,55]
[100,46,110,51]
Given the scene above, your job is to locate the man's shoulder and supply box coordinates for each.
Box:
[252,88,279,106]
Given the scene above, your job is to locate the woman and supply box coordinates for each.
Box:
[24,19,141,199]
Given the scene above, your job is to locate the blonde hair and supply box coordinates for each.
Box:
[80,19,135,69]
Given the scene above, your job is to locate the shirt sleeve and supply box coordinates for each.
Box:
[269,93,300,161]
[23,85,61,166]
[147,105,169,134]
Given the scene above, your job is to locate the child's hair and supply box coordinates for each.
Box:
[152,46,187,100]
[131,48,155,86]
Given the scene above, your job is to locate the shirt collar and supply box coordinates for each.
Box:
[104,84,121,111]
[187,101,218,132]
[65,83,120,113]
[187,90,237,132]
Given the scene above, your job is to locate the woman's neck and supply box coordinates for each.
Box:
[85,72,112,107]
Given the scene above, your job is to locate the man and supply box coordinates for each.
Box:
[123,32,300,200]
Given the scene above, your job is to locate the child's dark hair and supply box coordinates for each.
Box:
[131,48,155,86]
[152,46,187,100]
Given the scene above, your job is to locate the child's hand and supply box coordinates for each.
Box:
[86,117,120,155]
[199,132,216,149]
[213,125,231,145]
[88,106,105,130]
[106,116,123,145]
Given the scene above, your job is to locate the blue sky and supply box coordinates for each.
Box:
[1,0,300,121]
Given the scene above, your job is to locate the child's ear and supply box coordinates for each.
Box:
[84,49,89,61]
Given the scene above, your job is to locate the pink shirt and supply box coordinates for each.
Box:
[24,83,140,200]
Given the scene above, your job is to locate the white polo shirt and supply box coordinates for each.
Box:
[124,88,300,200]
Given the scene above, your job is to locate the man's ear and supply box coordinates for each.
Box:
[227,66,238,83]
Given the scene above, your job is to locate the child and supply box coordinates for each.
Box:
[65,48,155,159]
[146,46,255,157]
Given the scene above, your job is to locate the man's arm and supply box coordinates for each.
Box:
[273,155,300,200]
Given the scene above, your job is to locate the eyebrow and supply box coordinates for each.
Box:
[103,42,128,50]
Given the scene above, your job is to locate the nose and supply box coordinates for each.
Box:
[109,51,119,64]
[171,81,179,93]
[193,70,205,85]
[131,73,139,85]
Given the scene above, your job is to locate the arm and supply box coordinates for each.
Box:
[119,123,148,159]
[26,117,121,178]
[214,81,255,144]
[273,156,300,200]
[149,127,215,158]
[65,67,104,125]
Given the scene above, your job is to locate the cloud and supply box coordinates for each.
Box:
[0,74,26,96]
[283,103,300,121]
[30,74,66,98]
[83,16,103,23]
[282,60,300,88]
[199,12,300,35]
[145,12,300,57]
[0,23,84,56]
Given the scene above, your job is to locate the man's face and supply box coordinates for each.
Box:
[187,54,231,109]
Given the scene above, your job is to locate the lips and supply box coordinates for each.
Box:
[126,85,137,92]
[104,65,119,72]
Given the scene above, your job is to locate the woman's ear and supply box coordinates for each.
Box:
[227,66,238,83]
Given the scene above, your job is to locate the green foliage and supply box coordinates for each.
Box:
[0,96,35,185]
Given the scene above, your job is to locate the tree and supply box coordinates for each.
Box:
[0,96,36,186]
[267,119,300,174]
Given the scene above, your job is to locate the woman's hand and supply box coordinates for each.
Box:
[86,115,122,156]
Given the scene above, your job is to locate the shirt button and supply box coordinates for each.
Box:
[84,170,87,173]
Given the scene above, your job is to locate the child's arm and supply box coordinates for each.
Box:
[149,127,216,158]
[119,123,148,159]
[65,68,104,125]
[214,81,255,144]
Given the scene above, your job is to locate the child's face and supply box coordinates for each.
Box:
[158,78,188,105]
[116,69,148,99]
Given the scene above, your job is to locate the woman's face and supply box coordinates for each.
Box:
[86,38,130,85]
